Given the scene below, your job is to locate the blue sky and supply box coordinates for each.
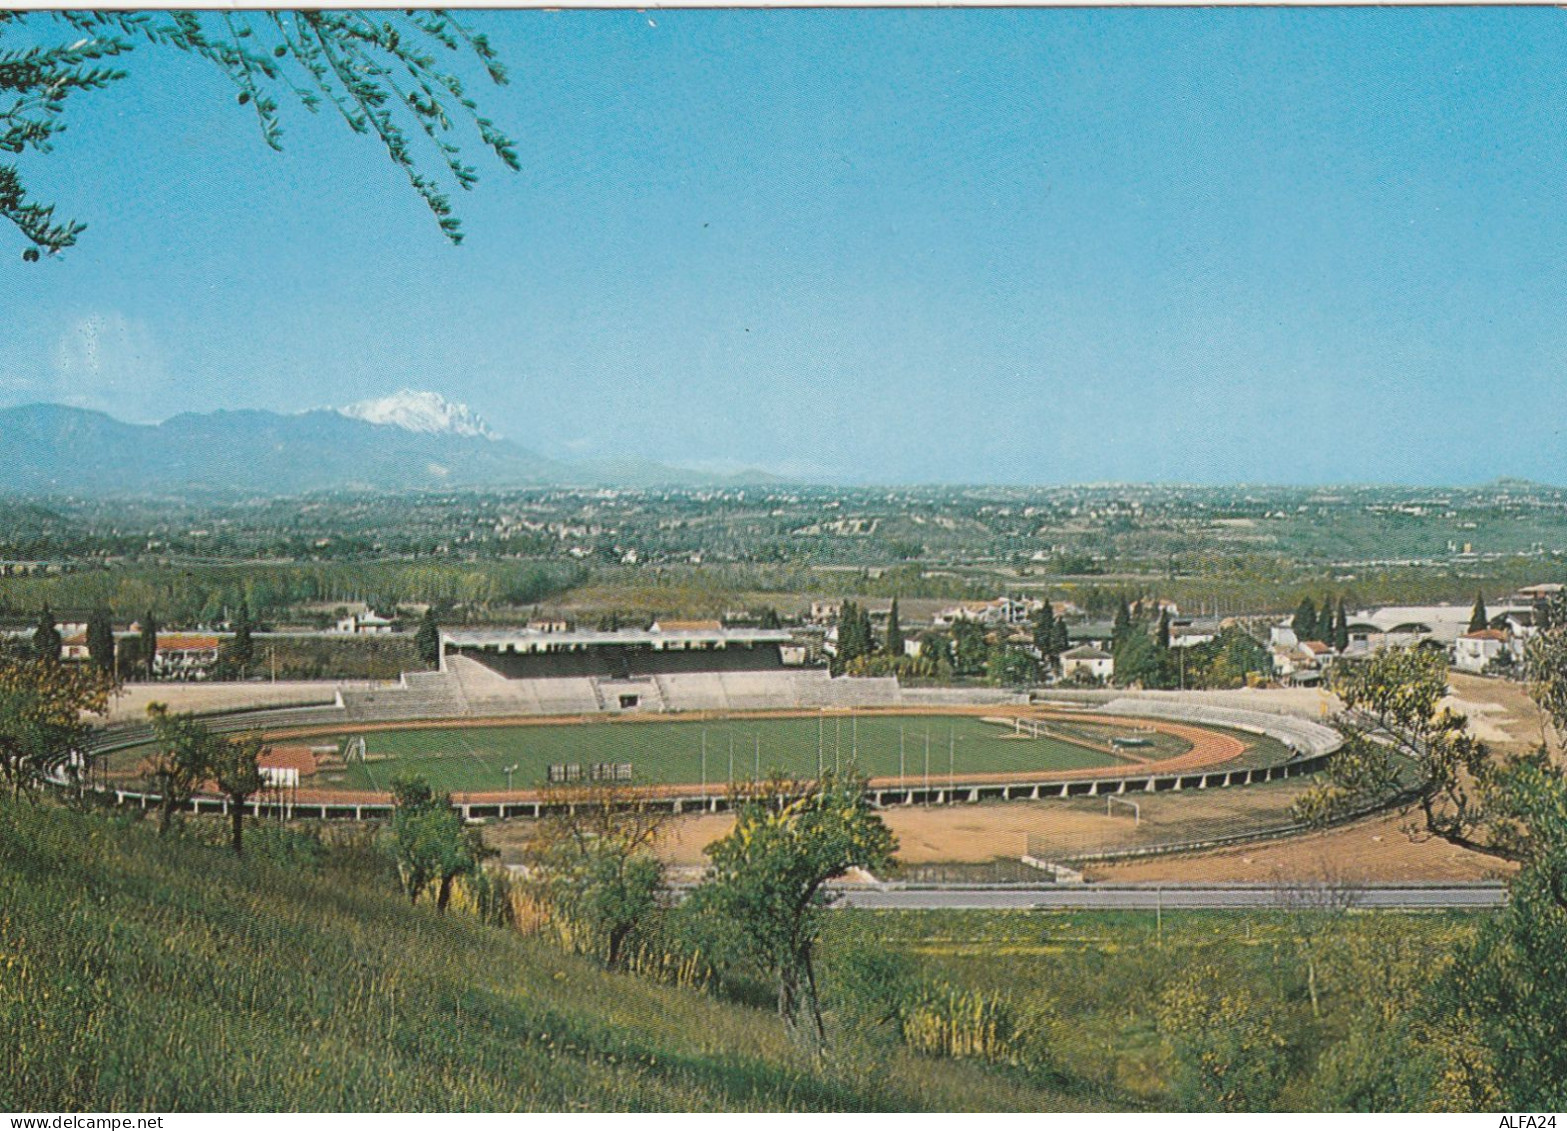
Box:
[4,8,1567,485]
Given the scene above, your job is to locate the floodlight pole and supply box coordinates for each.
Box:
[899,725,905,788]
[701,730,707,796]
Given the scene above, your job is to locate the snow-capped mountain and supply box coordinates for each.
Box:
[338,390,497,440]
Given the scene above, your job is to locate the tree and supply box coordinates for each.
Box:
[1316,597,1336,645]
[986,641,1039,687]
[139,611,158,680]
[115,633,142,683]
[524,781,669,968]
[1158,966,1291,1112]
[86,606,115,674]
[1469,590,1489,635]
[1274,862,1364,1018]
[1031,602,1062,667]
[1409,591,1567,1107]
[1156,607,1172,651]
[389,773,481,913]
[1113,597,1133,645]
[883,598,904,659]
[144,702,220,836]
[919,631,953,675]
[2,10,519,258]
[1428,856,1567,1110]
[1334,599,1350,653]
[0,657,114,799]
[415,606,441,668]
[1296,648,1511,856]
[834,601,873,671]
[951,620,988,677]
[691,773,896,1050]
[209,731,266,856]
[1113,625,1162,688]
[30,605,60,663]
[230,598,255,676]
[1292,597,1318,641]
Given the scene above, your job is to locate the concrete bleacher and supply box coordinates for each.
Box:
[1098,696,1342,756]
[326,659,911,722]
[339,670,465,721]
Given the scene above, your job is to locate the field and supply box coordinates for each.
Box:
[817,906,1484,1110]
[569,778,1325,872]
[292,715,1165,794]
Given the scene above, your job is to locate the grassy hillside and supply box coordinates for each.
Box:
[0,800,1091,1112]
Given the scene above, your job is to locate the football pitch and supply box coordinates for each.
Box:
[310,715,1175,794]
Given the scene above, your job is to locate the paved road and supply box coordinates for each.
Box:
[833,884,1507,911]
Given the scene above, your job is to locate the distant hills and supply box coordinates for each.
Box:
[0,397,780,496]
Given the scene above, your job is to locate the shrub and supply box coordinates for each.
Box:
[1156,966,1291,1112]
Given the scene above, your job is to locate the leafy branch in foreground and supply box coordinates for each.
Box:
[0,9,519,257]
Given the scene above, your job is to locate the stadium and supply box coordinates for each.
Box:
[88,624,1342,847]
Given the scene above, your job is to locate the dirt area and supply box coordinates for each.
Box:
[1083,809,1516,884]
[99,681,346,723]
[535,784,1310,868]
[1444,671,1549,753]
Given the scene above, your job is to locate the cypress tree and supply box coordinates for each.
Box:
[140,611,158,680]
[1292,597,1317,641]
[416,607,441,667]
[1334,600,1350,652]
[232,599,255,675]
[32,604,60,663]
[1316,597,1335,644]
[1113,598,1133,645]
[1032,602,1059,660]
[1157,608,1172,651]
[837,601,871,666]
[86,606,115,673]
[116,634,142,682]
[884,598,904,658]
[1469,590,1489,634]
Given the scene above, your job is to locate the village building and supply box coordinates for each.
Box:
[1453,628,1518,674]
[335,612,396,635]
[1060,643,1114,682]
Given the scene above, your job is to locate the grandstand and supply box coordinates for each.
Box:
[329,625,907,719]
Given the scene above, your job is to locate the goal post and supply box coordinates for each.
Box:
[1106,794,1141,824]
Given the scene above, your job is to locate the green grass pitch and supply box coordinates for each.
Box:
[312,715,1170,793]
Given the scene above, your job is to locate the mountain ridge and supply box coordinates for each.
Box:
[0,402,782,495]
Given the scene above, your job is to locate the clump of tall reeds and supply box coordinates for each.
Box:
[899,981,1033,1063]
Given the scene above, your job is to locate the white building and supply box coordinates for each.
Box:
[335,612,396,635]
[1453,629,1517,674]
[1060,644,1114,682]
[934,596,1042,628]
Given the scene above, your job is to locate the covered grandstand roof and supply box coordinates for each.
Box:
[442,626,793,649]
